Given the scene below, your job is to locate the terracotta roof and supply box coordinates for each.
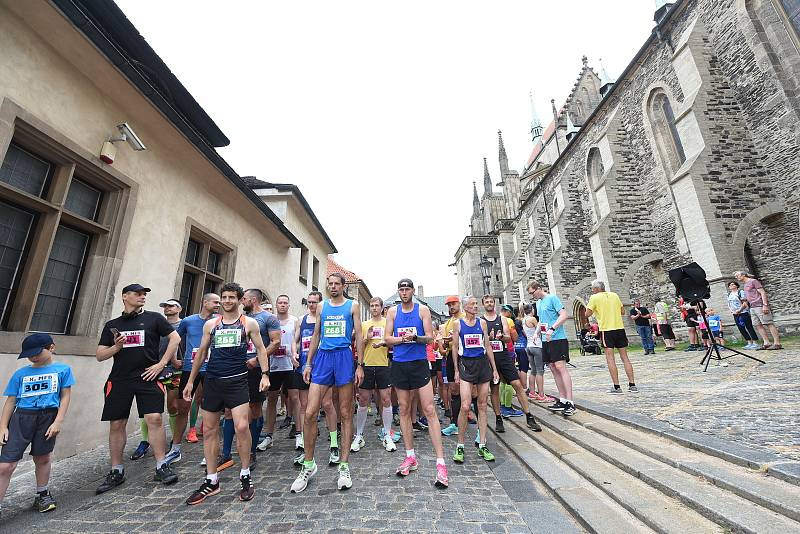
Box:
[327,257,362,284]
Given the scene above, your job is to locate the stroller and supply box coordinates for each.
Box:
[578,328,602,356]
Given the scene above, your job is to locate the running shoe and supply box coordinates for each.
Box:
[536,394,549,402]
[350,435,366,452]
[527,391,537,401]
[562,403,576,417]
[164,449,182,465]
[186,427,198,443]
[478,446,496,462]
[628,385,639,393]
[154,464,179,485]
[329,447,340,465]
[441,423,459,436]
[393,413,400,426]
[608,387,623,394]
[495,417,505,433]
[374,417,382,426]
[499,406,512,419]
[293,452,305,466]
[186,479,220,505]
[279,416,294,430]
[418,416,429,427]
[217,456,234,471]
[200,457,207,467]
[95,469,125,494]
[383,434,397,452]
[505,407,525,417]
[412,421,427,432]
[295,434,304,450]
[277,405,286,417]
[337,463,352,490]
[291,462,318,493]
[239,474,255,501]
[468,417,477,425]
[130,440,150,460]
[453,445,465,463]
[526,414,543,431]
[256,435,273,451]
[396,456,418,476]
[548,401,566,411]
[435,464,449,488]
[33,490,57,513]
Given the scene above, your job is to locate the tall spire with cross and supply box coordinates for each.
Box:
[498,130,509,176]
[483,157,493,194]
[530,92,543,144]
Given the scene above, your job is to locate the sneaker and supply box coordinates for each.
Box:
[412,421,427,432]
[374,416,382,426]
[383,434,397,452]
[130,440,150,460]
[453,445,465,463]
[200,457,207,467]
[33,490,57,513]
[186,427,198,443]
[239,474,255,501]
[499,406,511,419]
[418,416,429,427]
[526,414,543,431]
[350,434,366,452]
[506,408,525,417]
[495,418,505,433]
[391,429,401,443]
[396,455,418,476]
[392,413,401,426]
[441,423,459,436]
[535,394,548,402]
[337,463,352,490]
[478,446,496,462]
[186,479,220,505]
[256,435,273,451]
[293,452,305,466]
[608,387,623,394]
[290,462,317,493]
[628,385,639,393]
[277,406,286,417]
[96,469,125,494]
[548,401,566,411]
[295,434,304,450]
[329,447,340,465]
[562,403,576,417]
[279,416,294,430]
[154,464,179,485]
[217,456,234,471]
[435,464,449,488]
[164,448,182,465]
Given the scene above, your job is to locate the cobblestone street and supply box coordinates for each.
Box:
[0,408,581,533]
[565,338,800,461]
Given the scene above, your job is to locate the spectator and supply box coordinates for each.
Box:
[679,297,701,351]
[585,280,637,393]
[706,308,725,347]
[629,298,655,354]
[727,281,758,349]
[734,271,782,350]
[653,297,676,351]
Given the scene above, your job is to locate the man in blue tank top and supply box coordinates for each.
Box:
[291,273,363,493]
[451,295,499,464]
[182,283,270,506]
[384,278,449,488]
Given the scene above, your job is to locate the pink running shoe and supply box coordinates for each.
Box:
[396,456,418,477]
[527,391,537,400]
[435,463,449,488]
[536,394,548,402]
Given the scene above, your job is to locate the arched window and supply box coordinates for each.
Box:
[586,147,604,186]
[648,91,686,175]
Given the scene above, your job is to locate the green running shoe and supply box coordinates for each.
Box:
[478,446,495,462]
[453,445,465,464]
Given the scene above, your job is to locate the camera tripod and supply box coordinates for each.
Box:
[695,301,765,372]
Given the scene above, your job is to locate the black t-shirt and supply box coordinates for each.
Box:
[99,310,175,380]
[629,307,651,327]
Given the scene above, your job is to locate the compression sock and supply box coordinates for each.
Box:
[189,399,199,428]
[168,413,177,440]
[356,406,368,437]
[382,407,393,435]
[250,419,260,454]
[330,431,338,448]
[140,419,149,442]
[451,395,461,426]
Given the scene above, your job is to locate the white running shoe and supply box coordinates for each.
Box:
[256,435,273,451]
[350,434,366,452]
[295,434,304,451]
[337,464,352,490]
[290,462,317,493]
[383,434,397,452]
[200,457,207,467]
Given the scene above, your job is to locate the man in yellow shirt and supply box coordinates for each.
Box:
[352,297,397,452]
[438,296,464,436]
[585,280,637,393]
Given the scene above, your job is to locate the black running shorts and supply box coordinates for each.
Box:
[360,365,391,390]
[430,359,442,376]
[178,371,205,399]
[203,375,250,413]
[101,378,165,421]
[515,348,529,373]
[542,339,570,364]
[0,408,58,462]
[287,371,309,390]
[267,370,294,393]
[494,352,519,383]
[600,329,629,349]
[247,368,268,402]
[458,356,492,385]
[390,359,431,391]
[660,324,676,340]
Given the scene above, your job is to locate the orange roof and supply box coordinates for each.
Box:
[327,257,362,284]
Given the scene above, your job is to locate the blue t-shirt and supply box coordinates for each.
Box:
[176,314,216,372]
[536,294,567,341]
[707,315,722,332]
[4,362,75,410]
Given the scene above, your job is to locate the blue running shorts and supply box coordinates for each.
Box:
[311,348,355,387]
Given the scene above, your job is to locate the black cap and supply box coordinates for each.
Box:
[397,278,414,289]
[122,283,151,294]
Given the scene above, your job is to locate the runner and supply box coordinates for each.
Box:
[158,299,186,465]
[384,279,448,487]
[352,297,397,454]
[438,296,464,437]
[95,283,180,494]
[513,304,531,395]
[172,293,220,466]
[184,282,270,505]
[527,281,576,416]
[289,291,321,465]
[291,273,363,493]
[586,280,638,393]
[451,295,499,464]
[522,305,547,402]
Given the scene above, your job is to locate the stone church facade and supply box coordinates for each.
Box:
[454,0,800,337]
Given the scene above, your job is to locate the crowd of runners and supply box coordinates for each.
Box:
[2,273,624,514]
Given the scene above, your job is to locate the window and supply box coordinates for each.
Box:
[648,91,686,175]
[312,256,320,291]
[178,227,233,314]
[0,202,35,325]
[777,0,800,36]
[587,147,604,186]
[185,239,200,266]
[0,144,52,197]
[299,248,309,283]
[64,179,102,221]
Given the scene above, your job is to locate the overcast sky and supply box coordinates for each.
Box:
[116,0,656,299]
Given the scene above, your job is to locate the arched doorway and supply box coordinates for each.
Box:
[573,300,589,335]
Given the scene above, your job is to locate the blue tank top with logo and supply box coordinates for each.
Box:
[458,318,486,358]
[297,314,316,372]
[206,315,249,379]
[392,303,427,362]
[319,299,354,351]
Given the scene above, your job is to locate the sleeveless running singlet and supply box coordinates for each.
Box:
[319,299,354,351]
[458,318,485,358]
[297,314,315,371]
[483,315,506,354]
[206,315,249,379]
[392,302,427,362]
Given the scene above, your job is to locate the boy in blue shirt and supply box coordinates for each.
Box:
[0,333,75,517]
[706,308,725,348]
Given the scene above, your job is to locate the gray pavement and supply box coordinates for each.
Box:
[0,405,582,533]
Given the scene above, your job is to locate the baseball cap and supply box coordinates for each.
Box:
[397,278,414,289]
[445,296,459,304]
[159,299,182,308]
[122,283,151,294]
[19,333,54,359]
[501,304,514,313]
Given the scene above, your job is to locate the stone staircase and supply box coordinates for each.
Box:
[493,398,800,533]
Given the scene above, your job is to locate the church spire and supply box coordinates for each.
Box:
[483,158,493,194]
[498,130,509,176]
[472,181,480,216]
[530,92,543,144]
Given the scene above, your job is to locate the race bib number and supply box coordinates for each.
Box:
[708,319,720,329]
[190,348,199,363]
[490,340,504,352]
[539,323,549,334]
[397,326,417,342]
[301,336,312,351]
[370,326,384,340]
[20,373,58,398]
[324,320,346,338]
[246,340,256,354]
[214,328,241,348]
[464,333,482,347]
[121,330,145,348]
[274,345,288,357]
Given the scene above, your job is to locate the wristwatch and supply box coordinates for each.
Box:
[412,334,418,342]
[359,361,365,367]
[261,370,270,376]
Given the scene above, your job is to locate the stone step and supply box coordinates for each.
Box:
[520,403,800,533]
[495,417,722,534]
[493,420,656,534]
[548,404,800,522]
